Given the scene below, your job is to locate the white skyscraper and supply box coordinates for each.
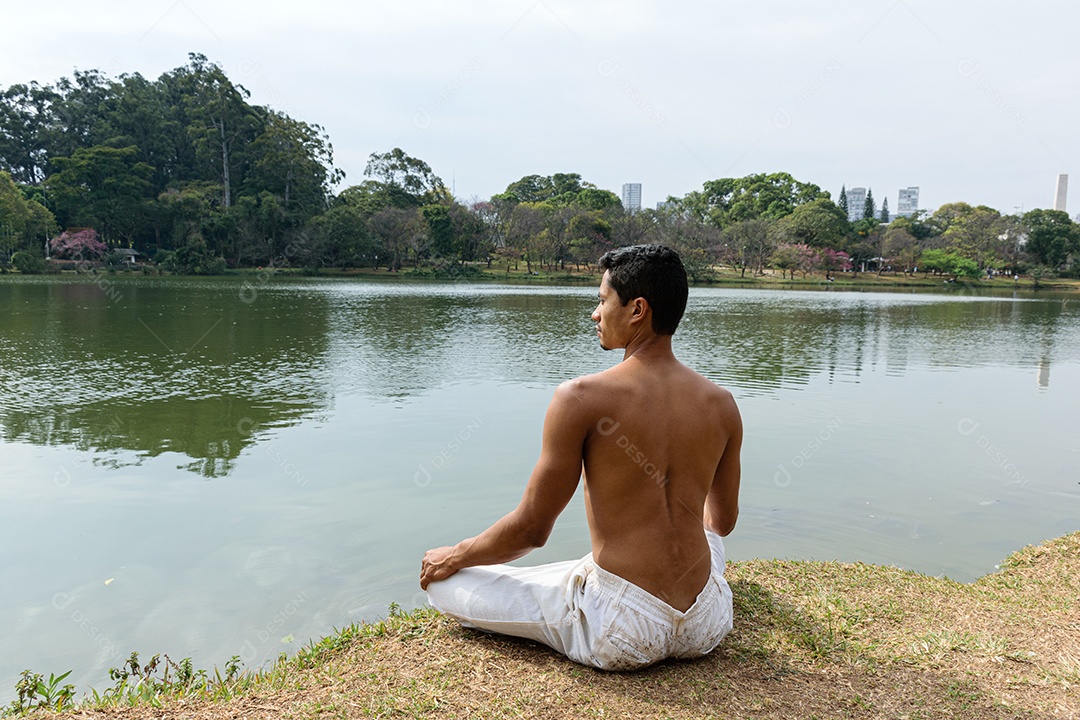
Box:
[897,187,920,218]
[1054,174,1068,212]
[621,183,642,212]
[846,187,866,222]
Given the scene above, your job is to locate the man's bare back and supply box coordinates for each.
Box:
[571,353,741,611]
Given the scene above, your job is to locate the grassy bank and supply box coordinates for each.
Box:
[15,533,1078,719]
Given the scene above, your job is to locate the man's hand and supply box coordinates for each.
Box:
[420,545,460,590]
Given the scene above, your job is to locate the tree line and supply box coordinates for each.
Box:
[1,55,1078,280]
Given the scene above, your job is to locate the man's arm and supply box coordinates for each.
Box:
[420,381,589,590]
[703,392,742,537]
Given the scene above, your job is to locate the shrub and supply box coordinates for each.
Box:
[12,250,46,274]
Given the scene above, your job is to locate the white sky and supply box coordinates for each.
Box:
[2,0,1076,215]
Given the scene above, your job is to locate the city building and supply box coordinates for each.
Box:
[1054,174,1068,212]
[621,183,642,212]
[846,187,866,223]
[897,187,920,218]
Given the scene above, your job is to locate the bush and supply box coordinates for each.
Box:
[102,251,127,270]
[156,246,227,275]
[12,250,46,274]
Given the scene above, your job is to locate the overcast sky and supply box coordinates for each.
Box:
[3,1,1076,215]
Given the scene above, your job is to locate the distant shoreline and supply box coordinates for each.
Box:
[5,263,1080,293]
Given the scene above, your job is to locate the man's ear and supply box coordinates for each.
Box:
[629,297,649,324]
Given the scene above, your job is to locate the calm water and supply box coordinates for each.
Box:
[1,275,1078,698]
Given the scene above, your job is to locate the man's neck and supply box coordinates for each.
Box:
[622,333,676,363]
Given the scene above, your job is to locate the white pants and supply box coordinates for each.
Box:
[426,531,733,671]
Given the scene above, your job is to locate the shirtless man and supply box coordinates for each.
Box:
[421,244,742,670]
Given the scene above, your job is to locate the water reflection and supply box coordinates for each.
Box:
[2,279,1078,476]
[0,278,331,477]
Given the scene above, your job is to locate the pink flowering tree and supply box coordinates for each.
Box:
[795,244,822,278]
[50,229,107,260]
[820,249,852,279]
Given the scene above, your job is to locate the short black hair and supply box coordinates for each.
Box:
[598,244,688,335]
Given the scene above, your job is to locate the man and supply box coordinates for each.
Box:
[421,244,742,671]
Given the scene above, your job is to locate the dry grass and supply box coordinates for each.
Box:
[41,533,1080,719]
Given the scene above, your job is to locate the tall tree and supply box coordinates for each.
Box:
[363,148,448,208]
[880,197,890,223]
[0,82,60,184]
[183,53,264,208]
[838,185,848,218]
[863,188,876,220]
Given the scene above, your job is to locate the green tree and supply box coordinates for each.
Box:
[880,197,890,223]
[771,197,849,248]
[1022,209,1080,268]
[0,81,60,183]
[421,203,455,258]
[307,204,374,267]
[245,111,339,222]
[45,144,153,244]
[0,171,54,256]
[943,205,1004,269]
[183,54,264,209]
[363,148,449,208]
[723,218,774,277]
[838,185,848,218]
[863,188,875,220]
[881,225,918,274]
[682,172,829,228]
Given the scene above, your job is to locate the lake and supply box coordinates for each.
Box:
[1,274,1078,699]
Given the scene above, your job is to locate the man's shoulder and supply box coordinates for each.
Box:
[553,371,609,402]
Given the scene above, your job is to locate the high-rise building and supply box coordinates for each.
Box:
[846,187,866,222]
[1054,174,1068,212]
[897,187,920,218]
[622,183,642,212]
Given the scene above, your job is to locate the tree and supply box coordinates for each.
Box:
[421,203,455,259]
[0,170,55,256]
[367,207,421,271]
[246,111,340,222]
[1022,209,1080,268]
[934,203,1005,269]
[566,210,613,269]
[306,204,373,267]
[863,188,875,220]
[183,54,264,209]
[820,249,851,279]
[45,145,153,244]
[50,228,107,259]
[880,197,890,223]
[770,244,801,279]
[0,81,60,184]
[838,185,848,218]
[881,225,918,274]
[683,172,829,228]
[771,197,848,248]
[723,219,773,277]
[363,148,448,208]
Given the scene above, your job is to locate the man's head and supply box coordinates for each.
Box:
[596,244,688,337]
